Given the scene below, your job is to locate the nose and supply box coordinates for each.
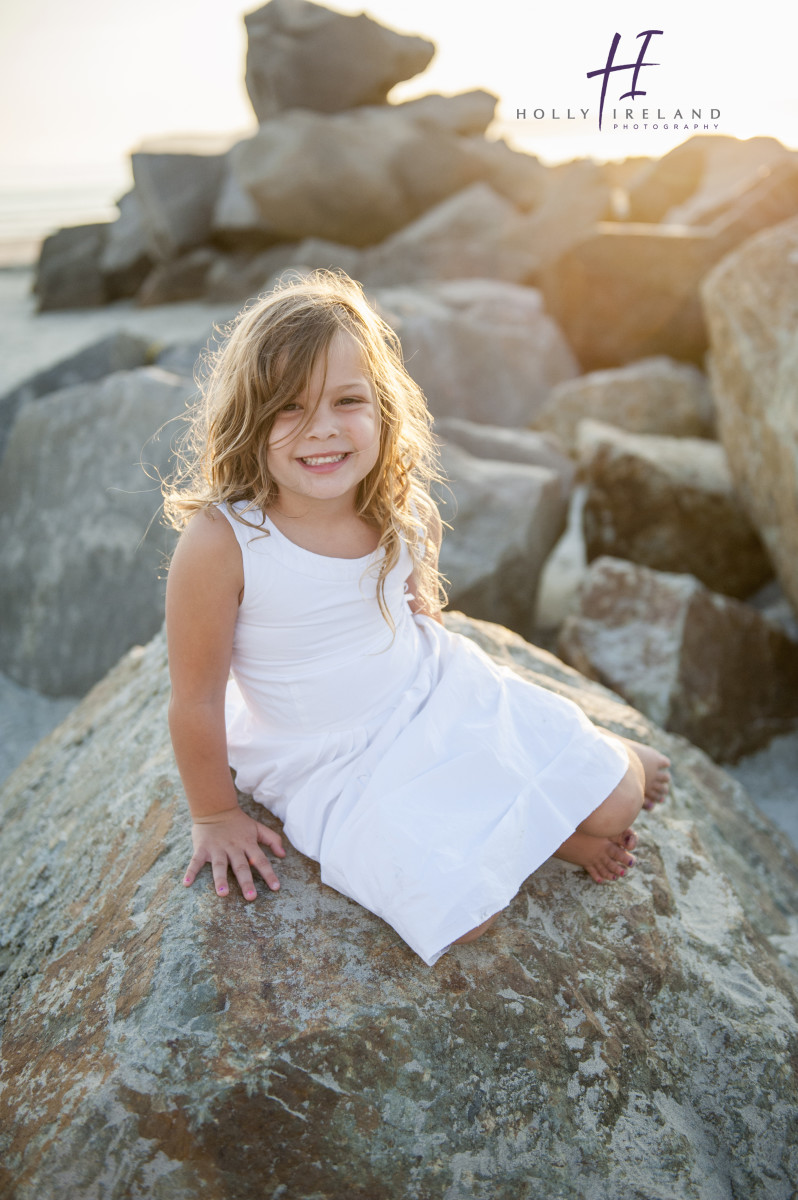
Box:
[306,402,339,438]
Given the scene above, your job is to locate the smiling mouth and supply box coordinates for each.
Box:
[298,452,350,466]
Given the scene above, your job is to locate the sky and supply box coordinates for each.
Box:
[2,0,797,190]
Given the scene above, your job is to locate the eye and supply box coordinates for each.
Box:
[279,401,302,413]
[338,395,367,406]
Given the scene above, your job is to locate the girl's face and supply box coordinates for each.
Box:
[266,330,381,513]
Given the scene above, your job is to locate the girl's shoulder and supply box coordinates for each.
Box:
[173,505,244,576]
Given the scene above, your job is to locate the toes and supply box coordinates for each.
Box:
[621,829,639,851]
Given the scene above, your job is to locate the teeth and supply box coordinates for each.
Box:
[300,453,347,465]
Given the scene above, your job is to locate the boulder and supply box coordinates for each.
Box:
[33,223,108,312]
[243,0,435,121]
[2,617,797,1198]
[137,248,219,307]
[434,416,575,499]
[518,158,614,279]
[558,557,798,761]
[132,151,227,261]
[360,183,536,286]
[232,110,526,248]
[375,279,579,427]
[631,134,794,226]
[577,420,773,598]
[393,90,498,137]
[0,332,152,462]
[100,190,154,300]
[211,142,284,252]
[538,222,720,370]
[0,368,189,697]
[541,157,798,371]
[534,356,715,452]
[437,443,567,639]
[701,216,798,617]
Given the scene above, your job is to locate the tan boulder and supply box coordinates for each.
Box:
[2,618,798,1197]
[558,557,798,761]
[577,420,773,598]
[535,356,715,451]
[701,215,798,618]
[627,134,792,224]
[244,0,435,121]
[540,159,798,370]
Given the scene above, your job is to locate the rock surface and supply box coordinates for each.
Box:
[434,416,575,498]
[534,356,715,452]
[0,331,153,461]
[578,421,773,598]
[34,223,108,312]
[701,215,798,618]
[558,556,798,762]
[131,151,227,261]
[244,0,435,121]
[437,445,567,639]
[232,107,508,248]
[1,616,797,1199]
[360,182,536,286]
[376,278,578,427]
[0,368,188,696]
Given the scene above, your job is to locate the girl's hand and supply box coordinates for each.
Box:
[183,806,286,900]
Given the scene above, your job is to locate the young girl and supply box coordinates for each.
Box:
[164,270,669,966]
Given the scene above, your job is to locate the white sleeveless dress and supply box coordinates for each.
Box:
[219,502,629,965]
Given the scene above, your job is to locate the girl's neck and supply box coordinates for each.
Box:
[265,496,380,559]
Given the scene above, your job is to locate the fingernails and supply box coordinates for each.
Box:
[269,881,280,891]
[217,886,227,895]
[245,890,256,899]
[183,877,191,885]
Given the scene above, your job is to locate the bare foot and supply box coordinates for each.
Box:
[554,830,636,884]
[620,737,670,811]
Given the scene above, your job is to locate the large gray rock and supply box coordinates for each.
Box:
[232,111,520,248]
[534,356,715,452]
[1,616,797,1198]
[34,223,108,312]
[244,0,435,120]
[376,279,578,428]
[0,332,152,462]
[578,420,773,598]
[100,190,154,300]
[437,444,567,638]
[701,215,798,618]
[361,182,536,285]
[0,368,189,696]
[558,556,798,762]
[434,416,575,499]
[137,248,219,307]
[132,151,227,261]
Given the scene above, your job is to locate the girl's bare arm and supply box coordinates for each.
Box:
[166,509,284,899]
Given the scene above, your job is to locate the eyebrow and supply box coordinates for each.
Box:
[331,380,371,391]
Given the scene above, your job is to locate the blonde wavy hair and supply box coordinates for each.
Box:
[163,269,446,621]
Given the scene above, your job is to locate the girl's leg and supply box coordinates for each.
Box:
[554,747,645,883]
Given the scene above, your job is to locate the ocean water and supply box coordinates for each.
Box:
[0,164,131,267]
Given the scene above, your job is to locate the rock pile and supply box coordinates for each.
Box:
[2,618,797,1199]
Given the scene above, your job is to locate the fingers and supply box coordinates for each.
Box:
[212,857,231,897]
[249,849,281,893]
[257,822,286,857]
[183,851,206,887]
